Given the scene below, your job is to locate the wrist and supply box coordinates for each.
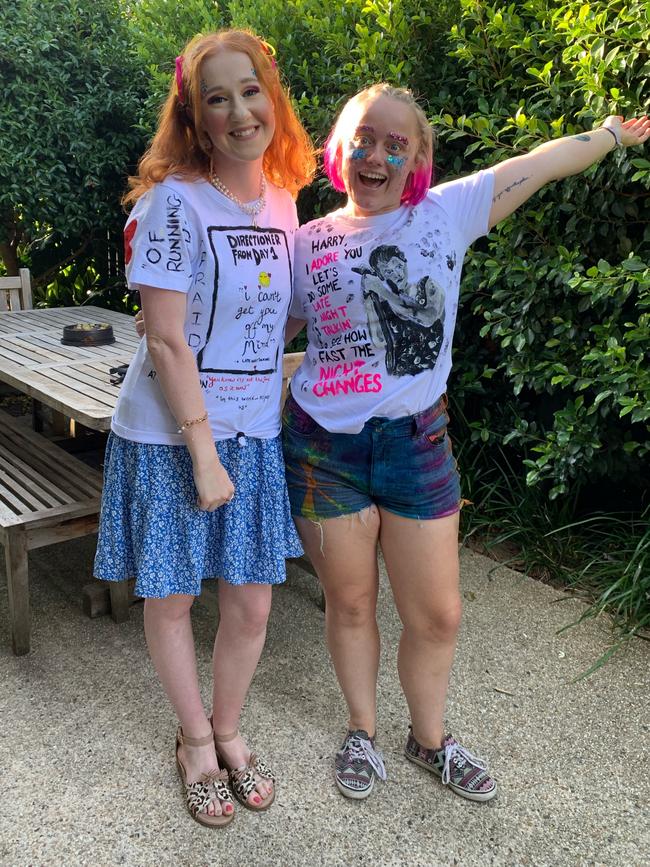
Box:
[600,124,621,148]
[190,445,221,470]
[177,410,208,434]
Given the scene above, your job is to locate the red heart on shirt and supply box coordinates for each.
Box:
[124,219,138,265]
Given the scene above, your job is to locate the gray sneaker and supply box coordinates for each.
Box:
[404,727,497,802]
[335,729,387,800]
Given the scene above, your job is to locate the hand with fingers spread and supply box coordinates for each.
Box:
[601,114,650,148]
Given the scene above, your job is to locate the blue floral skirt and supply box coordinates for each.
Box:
[94,432,303,597]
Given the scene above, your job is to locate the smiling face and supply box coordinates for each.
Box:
[340,94,420,216]
[200,49,275,172]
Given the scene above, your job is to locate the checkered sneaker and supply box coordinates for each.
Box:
[404,728,497,802]
[335,730,387,800]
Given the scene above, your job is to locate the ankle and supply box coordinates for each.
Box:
[410,724,444,751]
[348,722,376,740]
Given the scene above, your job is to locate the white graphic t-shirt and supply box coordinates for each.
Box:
[289,169,495,433]
[112,176,297,444]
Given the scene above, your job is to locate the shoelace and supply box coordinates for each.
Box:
[345,735,387,781]
[440,740,487,785]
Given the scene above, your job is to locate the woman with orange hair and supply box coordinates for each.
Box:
[94,29,315,827]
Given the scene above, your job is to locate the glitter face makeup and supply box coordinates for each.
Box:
[338,93,421,215]
[200,79,208,96]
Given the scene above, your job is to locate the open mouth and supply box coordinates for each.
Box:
[230,126,259,140]
[359,171,387,189]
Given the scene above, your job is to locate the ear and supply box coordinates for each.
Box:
[197,126,213,153]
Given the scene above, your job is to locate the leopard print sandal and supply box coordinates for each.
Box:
[214,730,276,812]
[175,727,235,828]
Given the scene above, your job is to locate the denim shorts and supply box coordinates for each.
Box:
[282,392,461,521]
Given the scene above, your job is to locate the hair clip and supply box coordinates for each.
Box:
[175,55,185,105]
[260,40,277,69]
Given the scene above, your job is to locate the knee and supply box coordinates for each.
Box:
[223,596,271,637]
[407,598,462,644]
[326,590,377,628]
[144,594,193,624]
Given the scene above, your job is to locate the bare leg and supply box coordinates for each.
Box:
[144,595,230,817]
[211,581,273,805]
[294,507,381,736]
[379,509,461,749]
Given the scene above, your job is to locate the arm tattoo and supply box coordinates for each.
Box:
[492,176,530,202]
[572,134,591,142]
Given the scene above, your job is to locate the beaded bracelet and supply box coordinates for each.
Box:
[177,411,208,433]
[602,125,621,147]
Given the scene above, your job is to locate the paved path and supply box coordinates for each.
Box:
[1,538,648,866]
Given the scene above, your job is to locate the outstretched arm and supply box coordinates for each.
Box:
[488,115,650,229]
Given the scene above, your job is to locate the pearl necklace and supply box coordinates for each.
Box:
[209,172,267,227]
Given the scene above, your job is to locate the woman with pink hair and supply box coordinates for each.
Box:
[283,83,648,801]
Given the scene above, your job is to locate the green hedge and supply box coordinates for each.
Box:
[0,0,147,303]
[5,0,647,508]
[435,0,649,501]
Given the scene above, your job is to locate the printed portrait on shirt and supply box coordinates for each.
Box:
[354,244,445,377]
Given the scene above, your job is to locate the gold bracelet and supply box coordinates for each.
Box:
[177,411,208,433]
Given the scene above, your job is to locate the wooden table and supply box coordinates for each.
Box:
[0,306,138,431]
[0,306,138,652]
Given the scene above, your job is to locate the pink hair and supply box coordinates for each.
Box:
[322,84,435,206]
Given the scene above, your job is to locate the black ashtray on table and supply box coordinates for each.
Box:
[61,322,115,346]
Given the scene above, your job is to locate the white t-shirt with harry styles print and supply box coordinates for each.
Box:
[289,168,495,434]
[112,176,298,445]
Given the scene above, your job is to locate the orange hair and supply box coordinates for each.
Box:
[124,29,316,205]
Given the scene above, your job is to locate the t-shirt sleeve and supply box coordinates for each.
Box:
[429,168,495,247]
[124,183,195,293]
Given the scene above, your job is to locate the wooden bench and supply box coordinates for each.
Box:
[0,409,106,654]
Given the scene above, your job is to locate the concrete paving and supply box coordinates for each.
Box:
[1,537,648,867]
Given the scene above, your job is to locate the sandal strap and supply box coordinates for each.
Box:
[250,753,275,782]
[213,729,239,744]
[185,776,234,817]
[177,725,215,748]
[230,766,257,801]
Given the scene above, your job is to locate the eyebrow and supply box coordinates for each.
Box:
[388,132,409,145]
[355,125,375,134]
[204,77,259,96]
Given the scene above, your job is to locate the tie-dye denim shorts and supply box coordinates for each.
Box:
[282,392,460,521]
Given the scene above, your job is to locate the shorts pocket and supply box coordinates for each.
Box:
[418,410,450,450]
[423,427,448,448]
[282,394,322,437]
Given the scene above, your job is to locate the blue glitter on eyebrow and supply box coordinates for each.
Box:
[386,154,406,167]
[352,148,367,160]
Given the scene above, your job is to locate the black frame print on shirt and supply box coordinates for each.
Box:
[192,224,293,377]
